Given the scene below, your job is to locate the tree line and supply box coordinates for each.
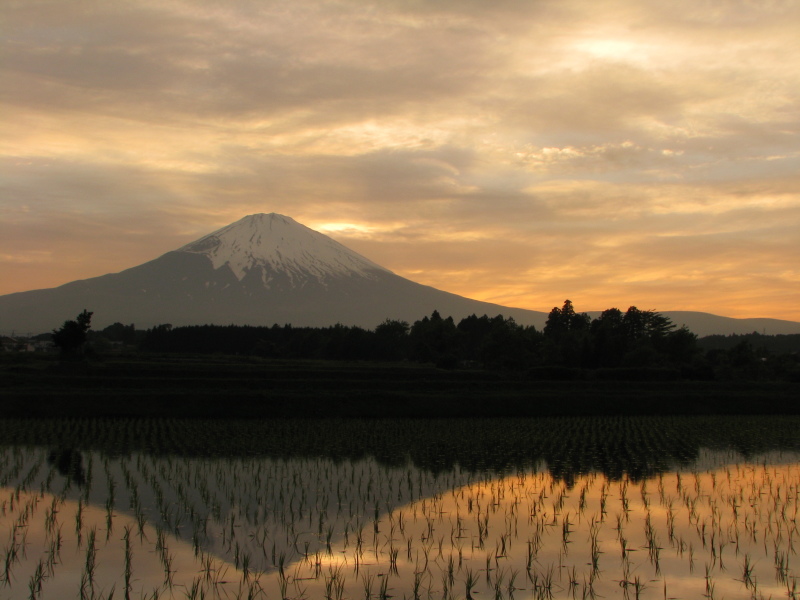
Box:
[137,300,701,373]
[50,300,797,380]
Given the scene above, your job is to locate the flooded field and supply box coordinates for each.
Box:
[0,417,798,599]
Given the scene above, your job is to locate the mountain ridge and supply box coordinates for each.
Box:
[2,213,799,337]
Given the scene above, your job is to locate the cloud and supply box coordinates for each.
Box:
[1,0,799,319]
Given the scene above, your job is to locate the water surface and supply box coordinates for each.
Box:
[1,417,798,599]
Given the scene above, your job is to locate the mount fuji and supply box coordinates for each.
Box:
[2,213,800,336]
[0,213,551,334]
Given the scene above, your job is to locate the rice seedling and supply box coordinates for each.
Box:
[27,558,45,599]
[704,562,715,599]
[122,524,132,599]
[361,572,375,600]
[84,527,97,591]
[633,575,646,599]
[411,569,423,600]
[463,567,478,599]
[741,552,755,588]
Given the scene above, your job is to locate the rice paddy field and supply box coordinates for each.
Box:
[3,354,799,418]
[0,417,799,600]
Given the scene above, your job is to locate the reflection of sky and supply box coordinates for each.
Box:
[266,461,799,600]
[1,447,798,599]
[0,489,227,600]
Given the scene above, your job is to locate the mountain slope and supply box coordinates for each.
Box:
[647,312,800,338]
[0,214,549,334]
[1,213,799,336]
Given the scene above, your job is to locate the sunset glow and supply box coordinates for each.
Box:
[2,0,799,319]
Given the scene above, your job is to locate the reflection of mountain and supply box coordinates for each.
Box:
[4,447,476,574]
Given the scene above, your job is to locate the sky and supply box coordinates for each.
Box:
[2,0,799,320]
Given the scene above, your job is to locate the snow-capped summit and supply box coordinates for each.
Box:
[179,213,389,286]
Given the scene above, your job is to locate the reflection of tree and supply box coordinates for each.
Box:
[6,416,798,484]
[47,448,86,486]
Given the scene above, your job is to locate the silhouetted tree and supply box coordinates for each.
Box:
[590,308,628,367]
[410,311,459,367]
[100,322,137,344]
[140,323,173,352]
[622,306,674,340]
[661,326,699,365]
[374,319,410,360]
[476,315,540,369]
[543,300,591,366]
[52,310,93,356]
[456,314,494,361]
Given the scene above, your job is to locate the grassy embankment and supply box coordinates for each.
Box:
[1,352,797,417]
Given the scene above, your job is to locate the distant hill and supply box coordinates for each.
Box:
[698,332,800,354]
[2,213,799,336]
[588,311,800,338]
